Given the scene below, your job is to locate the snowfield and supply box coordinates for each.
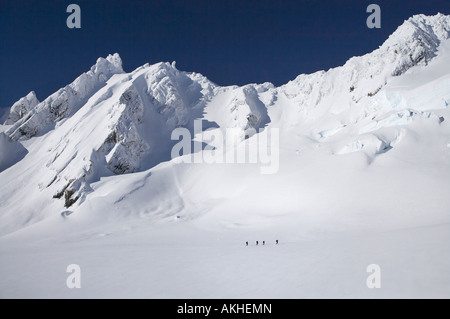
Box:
[1,14,450,298]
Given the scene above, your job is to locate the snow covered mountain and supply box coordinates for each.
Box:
[1,14,450,298]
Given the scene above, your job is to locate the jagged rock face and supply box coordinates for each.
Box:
[0,14,449,221]
[103,85,149,174]
[386,14,450,76]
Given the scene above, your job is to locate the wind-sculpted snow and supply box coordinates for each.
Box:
[144,62,207,128]
[4,91,40,125]
[207,84,272,140]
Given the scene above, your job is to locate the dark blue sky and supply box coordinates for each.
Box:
[1,0,449,108]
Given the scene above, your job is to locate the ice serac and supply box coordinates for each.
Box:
[4,91,40,125]
[6,53,124,140]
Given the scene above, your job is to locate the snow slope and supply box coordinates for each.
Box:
[0,14,450,298]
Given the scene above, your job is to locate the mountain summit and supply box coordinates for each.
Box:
[0,14,449,235]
